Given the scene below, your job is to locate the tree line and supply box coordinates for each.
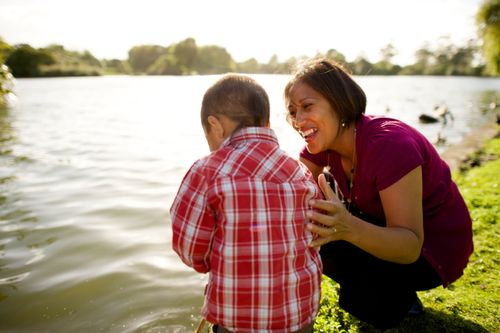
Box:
[0,36,493,79]
[0,0,498,86]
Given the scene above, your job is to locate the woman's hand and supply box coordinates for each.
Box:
[307,167,424,263]
[307,173,355,248]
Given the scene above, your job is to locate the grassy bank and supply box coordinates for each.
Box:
[315,131,500,333]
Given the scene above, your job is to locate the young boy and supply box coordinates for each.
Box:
[170,74,322,333]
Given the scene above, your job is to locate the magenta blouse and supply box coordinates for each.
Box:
[300,114,473,286]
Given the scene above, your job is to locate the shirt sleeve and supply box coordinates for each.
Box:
[169,161,216,273]
[364,126,424,191]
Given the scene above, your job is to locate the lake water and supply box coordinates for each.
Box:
[0,75,498,332]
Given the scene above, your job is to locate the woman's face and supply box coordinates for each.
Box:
[287,81,340,154]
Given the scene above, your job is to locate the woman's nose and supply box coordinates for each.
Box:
[294,110,305,126]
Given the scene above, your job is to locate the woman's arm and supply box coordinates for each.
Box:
[307,166,424,264]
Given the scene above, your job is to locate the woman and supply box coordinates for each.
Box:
[284,58,473,329]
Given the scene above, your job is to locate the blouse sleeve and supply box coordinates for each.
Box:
[364,125,424,191]
[169,161,216,273]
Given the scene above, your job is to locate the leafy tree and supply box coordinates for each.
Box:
[6,44,54,77]
[102,59,132,74]
[260,54,288,74]
[237,58,260,73]
[41,44,102,68]
[380,43,397,63]
[171,38,198,74]
[147,52,183,75]
[449,42,477,75]
[476,0,500,75]
[128,45,167,73]
[0,37,14,105]
[80,50,101,67]
[0,64,14,105]
[436,37,478,76]
[401,40,479,76]
[372,60,393,75]
[325,49,347,65]
[236,58,260,73]
[371,44,399,75]
[26,44,103,76]
[194,45,235,74]
[0,37,13,64]
[350,57,373,75]
[412,44,434,74]
[266,54,280,72]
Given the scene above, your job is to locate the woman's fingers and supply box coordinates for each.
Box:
[307,223,336,248]
[307,209,335,226]
[318,173,334,200]
[309,198,341,215]
[309,236,329,249]
[307,220,335,235]
[317,173,344,206]
[307,175,350,247]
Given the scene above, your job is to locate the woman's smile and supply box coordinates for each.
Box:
[299,127,318,141]
[287,82,340,153]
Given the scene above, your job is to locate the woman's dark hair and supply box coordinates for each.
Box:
[201,74,270,132]
[284,58,366,129]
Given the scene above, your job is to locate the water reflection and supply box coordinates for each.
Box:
[0,105,48,310]
[0,107,20,298]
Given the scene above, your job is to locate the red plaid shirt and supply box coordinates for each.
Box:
[170,127,322,332]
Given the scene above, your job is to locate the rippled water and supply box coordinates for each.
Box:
[0,75,498,332]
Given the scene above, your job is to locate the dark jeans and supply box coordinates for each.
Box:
[321,240,442,329]
[321,171,442,329]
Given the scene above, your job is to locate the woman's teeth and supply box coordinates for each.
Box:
[300,128,317,139]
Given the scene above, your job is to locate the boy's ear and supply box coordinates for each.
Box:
[207,115,224,139]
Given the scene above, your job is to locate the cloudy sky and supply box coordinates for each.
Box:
[0,0,482,65]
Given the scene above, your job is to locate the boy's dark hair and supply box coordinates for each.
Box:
[284,58,366,129]
[201,74,270,132]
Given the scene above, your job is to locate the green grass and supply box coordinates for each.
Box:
[315,134,500,333]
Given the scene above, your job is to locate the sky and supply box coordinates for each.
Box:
[0,0,483,65]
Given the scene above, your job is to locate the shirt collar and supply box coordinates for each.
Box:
[221,127,279,148]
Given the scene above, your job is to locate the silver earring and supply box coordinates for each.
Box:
[341,120,347,128]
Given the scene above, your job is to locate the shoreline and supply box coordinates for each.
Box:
[440,121,499,171]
